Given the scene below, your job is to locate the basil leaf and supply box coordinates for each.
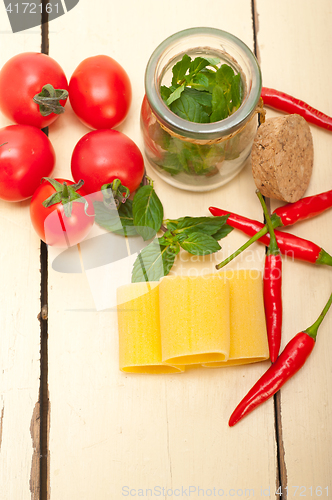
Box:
[160,85,172,102]
[133,185,164,241]
[210,85,228,122]
[188,57,211,76]
[216,64,235,87]
[231,73,243,110]
[171,54,191,86]
[200,68,217,91]
[191,73,210,90]
[204,57,220,68]
[183,87,212,109]
[179,232,221,255]
[93,199,138,236]
[176,216,230,235]
[212,225,234,240]
[166,84,185,106]
[170,93,210,123]
[131,240,176,283]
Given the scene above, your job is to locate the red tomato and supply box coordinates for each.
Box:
[71,129,144,195]
[30,178,95,247]
[0,125,55,202]
[69,55,132,129]
[0,52,68,129]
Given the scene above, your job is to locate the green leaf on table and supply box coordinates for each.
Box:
[133,185,164,241]
[175,216,230,236]
[171,54,191,86]
[131,240,176,283]
[93,199,138,236]
[210,85,228,122]
[211,225,234,240]
[179,232,221,255]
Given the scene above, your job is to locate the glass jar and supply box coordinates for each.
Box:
[140,27,262,192]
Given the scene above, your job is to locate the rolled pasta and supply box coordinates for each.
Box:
[117,282,184,374]
[203,269,269,368]
[159,275,230,365]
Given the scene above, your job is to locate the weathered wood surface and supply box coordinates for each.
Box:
[47,1,276,499]
[0,1,331,499]
[0,14,42,500]
[257,0,332,492]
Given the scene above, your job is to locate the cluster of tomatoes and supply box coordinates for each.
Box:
[0,52,145,246]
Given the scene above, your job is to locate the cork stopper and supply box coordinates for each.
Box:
[251,114,313,202]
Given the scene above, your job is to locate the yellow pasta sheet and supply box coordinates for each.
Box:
[159,275,230,365]
[117,282,184,373]
[117,270,269,373]
[203,269,269,368]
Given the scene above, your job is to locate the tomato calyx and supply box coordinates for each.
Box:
[101,178,131,209]
[33,84,68,117]
[42,178,90,217]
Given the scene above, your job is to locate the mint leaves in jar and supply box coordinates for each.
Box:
[160,55,243,124]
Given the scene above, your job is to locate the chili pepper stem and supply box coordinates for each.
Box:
[305,292,332,341]
[215,211,282,269]
[256,190,279,255]
[216,225,268,269]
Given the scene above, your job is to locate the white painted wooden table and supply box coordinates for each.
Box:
[1,1,332,499]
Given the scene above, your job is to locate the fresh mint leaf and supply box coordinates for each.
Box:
[191,73,210,90]
[179,232,221,255]
[231,73,243,109]
[216,64,235,87]
[183,87,212,109]
[94,199,138,236]
[164,219,178,231]
[161,54,243,126]
[204,57,220,68]
[188,57,211,76]
[171,54,191,86]
[166,84,185,106]
[200,68,217,91]
[170,93,210,123]
[133,185,164,241]
[210,85,228,122]
[176,216,230,235]
[131,240,176,282]
[160,85,172,101]
[211,225,234,240]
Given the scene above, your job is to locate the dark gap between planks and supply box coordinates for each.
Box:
[40,2,49,500]
[251,0,288,498]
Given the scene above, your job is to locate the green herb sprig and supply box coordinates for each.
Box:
[161,54,243,124]
[93,176,233,283]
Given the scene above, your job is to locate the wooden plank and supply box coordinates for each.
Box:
[47,1,278,498]
[0,16,43,500]
[256,0,332,492]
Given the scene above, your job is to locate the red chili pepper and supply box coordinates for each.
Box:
[209,207,332,268]
[257,191,282,363]
[272,189,332,227]
[261,87,332,131]
[229,292,332,426]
